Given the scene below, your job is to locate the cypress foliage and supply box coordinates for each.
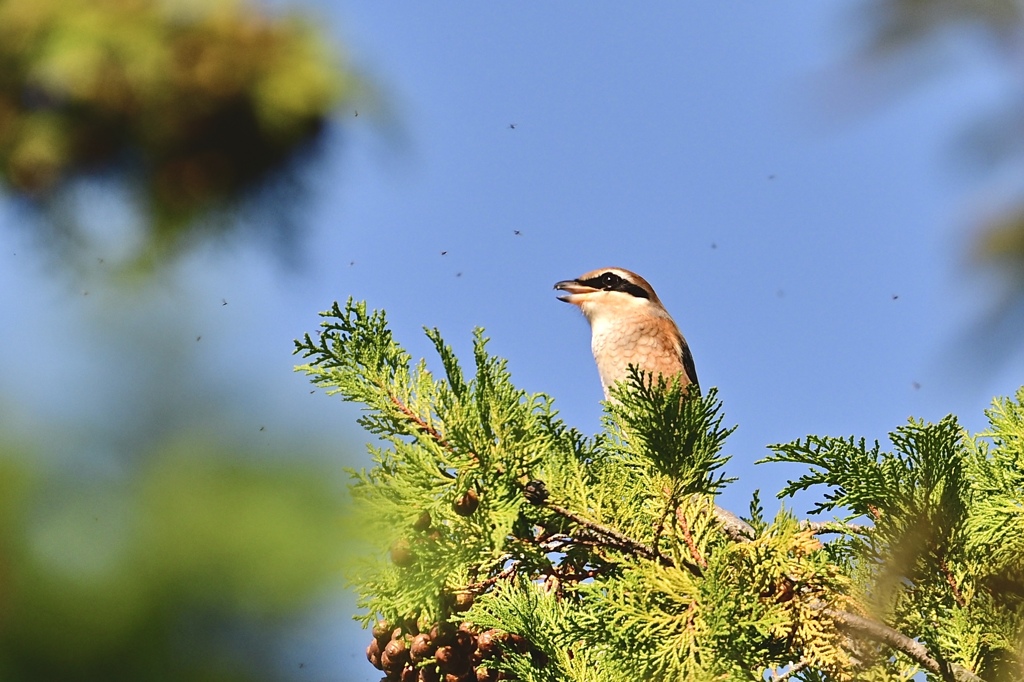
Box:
[295,299,1023,682]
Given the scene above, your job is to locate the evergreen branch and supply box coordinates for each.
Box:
[652,492,674,565]
[771,660,808,681]
[709,503,985,682]
[544,502,662,564]
[821,607,985,682]
[298,301,1024,680]
[678,512,707,570]
[653,484,686,566]
[543,501,703,575]
[538,533,608,555]
[382,393,459,480]
[385,392,483,477]
[388,394,449,448]
[690,495,754,542]
[556,565,615,582]
[800,521,871,535]
[699,494,982,681]
[938,557,967,608]
[465,562,519,593]
[607,375,734,495]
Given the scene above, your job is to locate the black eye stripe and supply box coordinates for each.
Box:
[577,273,618,289]
[619,282,651,299]
[577,272,650,300]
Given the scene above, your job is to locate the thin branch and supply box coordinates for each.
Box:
[652,488,676,565]
[387,394,475,476]
[543,501,703,575]
[535,533,618,572]
[536,533,573,552]
[772,660,808,681]
[939,557,967,608]
[464,562,519,593]
[554,564,615,583]
[538,533,583,552]
[801,520,871,536]
[701,498,870,540]
[545,502,661,563]
[678,512,707,569]
[388,394,449,447]
[695,496,754,542]
[821,607,984,682]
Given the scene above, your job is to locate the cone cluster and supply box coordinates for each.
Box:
[366,619,535,682]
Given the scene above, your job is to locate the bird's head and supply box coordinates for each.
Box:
[554,267,663,322]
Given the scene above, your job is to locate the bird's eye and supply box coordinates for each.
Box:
[600,272,621,288]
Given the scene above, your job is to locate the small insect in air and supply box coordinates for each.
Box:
[259,426,265,431]
[514,230,521,236]
[196,335,201,341]
[222,299,228,306]
[441,250,448,256]
[508,123,516,129]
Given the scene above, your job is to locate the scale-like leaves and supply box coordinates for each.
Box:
[296,300,1024,682]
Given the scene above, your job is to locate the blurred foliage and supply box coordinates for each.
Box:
[976,209,1024,284]
[0,435,345,681]
[860,0,1022,54]
[856,0,1024,345]
[0,0,356,264]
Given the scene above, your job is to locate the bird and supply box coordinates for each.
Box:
[554,267,698,400]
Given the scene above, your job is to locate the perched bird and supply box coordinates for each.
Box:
[554,267,699,399]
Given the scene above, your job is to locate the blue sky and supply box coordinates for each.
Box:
[2,2,1023,680]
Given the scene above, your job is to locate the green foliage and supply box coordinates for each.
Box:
[766,400,1024,680]
[296,299,565,626]
[297,299,1024,681]
[294,302,743,631]
[466,579,606,682]
[605,366,734,495]
[300,300,1005,682]
[0,0,355,262]
[966,388,1024,576]
[0,436,345,681]
[764,417,970,600]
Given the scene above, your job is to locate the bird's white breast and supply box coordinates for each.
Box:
[586,307,683,397]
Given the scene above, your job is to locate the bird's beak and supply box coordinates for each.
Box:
[554,279,597,304]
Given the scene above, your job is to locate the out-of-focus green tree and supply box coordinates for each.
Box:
[0,435,346,681]
[0,1,364,678]
[0,0,355,265]
[855,0,1024,344]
